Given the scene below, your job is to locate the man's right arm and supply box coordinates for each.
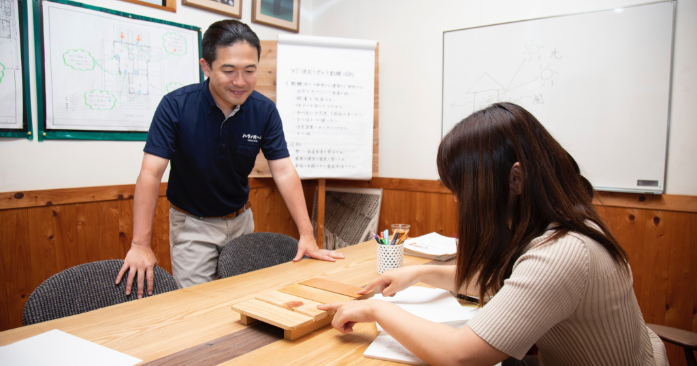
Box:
[115,153,169,298]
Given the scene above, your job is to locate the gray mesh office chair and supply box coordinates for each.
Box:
[23,259,178,325]
[218,232,298,279]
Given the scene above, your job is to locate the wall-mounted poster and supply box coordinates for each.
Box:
[36,0,201,141]
[0,0,32,139]
[276,35,376,179]
[252,0,300,33]
[182,0,241,19]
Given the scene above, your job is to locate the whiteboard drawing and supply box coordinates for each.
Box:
[0,0,22,128]
[451,40,562,113]
[42,2,200,132]
[442,2,674,194]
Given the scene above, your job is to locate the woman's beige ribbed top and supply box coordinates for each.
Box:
[466,227,668,365]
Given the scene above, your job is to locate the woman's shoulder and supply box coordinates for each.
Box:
[522,223,627,279]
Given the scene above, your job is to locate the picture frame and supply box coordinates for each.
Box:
[182,0,242,19]
[252,0,300,33]
[120,0,176,13]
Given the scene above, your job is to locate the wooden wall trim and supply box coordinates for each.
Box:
[593,191,697,213]
[0,184,167,210]
[3,178,696,213]
[327,177,452,194]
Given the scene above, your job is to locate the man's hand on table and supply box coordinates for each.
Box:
[116,244,158,298]
[293,235,344,262]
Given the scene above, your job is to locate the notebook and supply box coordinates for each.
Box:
[403,233,457,261]
[364,287,479,365]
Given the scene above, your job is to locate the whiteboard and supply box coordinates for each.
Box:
[41,1,200,132]
[277,35,376,179]
[0,0,23,130]
[442,2,675,194]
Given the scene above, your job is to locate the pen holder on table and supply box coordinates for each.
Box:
[377,243,404,274]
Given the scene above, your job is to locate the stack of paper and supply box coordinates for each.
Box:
[364,287,479,365]
[0,329,142,366]
[403,232,458,261]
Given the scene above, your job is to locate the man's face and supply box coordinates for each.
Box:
[200,42,258,109]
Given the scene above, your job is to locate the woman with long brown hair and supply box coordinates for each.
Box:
[319,103,668,366]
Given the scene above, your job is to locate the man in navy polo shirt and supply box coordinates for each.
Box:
[115,20,343,296]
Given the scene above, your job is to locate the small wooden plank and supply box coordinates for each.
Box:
[255,291,329,321]
[277,284,353,304]
[284,314,334,341]
[239,314,258,325]
[298,278,374,299]
[231,299,314,330]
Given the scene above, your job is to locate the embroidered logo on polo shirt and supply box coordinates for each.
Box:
[243,134,262,143]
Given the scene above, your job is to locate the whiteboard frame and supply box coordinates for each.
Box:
[33,0,203,141]
[440,1,676,195]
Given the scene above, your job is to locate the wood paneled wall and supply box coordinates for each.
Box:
[1,178,695,366]
[0,179,304,332]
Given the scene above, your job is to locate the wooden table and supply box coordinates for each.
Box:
[0,241,447,365]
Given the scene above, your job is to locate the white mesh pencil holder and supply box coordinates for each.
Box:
[377,243,404,274]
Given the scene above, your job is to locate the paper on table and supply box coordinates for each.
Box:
[364,331,428,365]
[403,232,457,255]
[0,329,142,366]
[372,287,477,332]
[364,332,501,366]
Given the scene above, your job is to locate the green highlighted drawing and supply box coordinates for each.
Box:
[63,49,96,71]
[162,32,187,56]
[60,27,193,113]
[0,63,4,83]
[84,90,117,110]
[166,82,183,93]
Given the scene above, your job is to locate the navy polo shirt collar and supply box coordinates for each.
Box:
[201,78,245,116]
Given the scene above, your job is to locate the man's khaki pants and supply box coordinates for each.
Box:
[169,207,254,288]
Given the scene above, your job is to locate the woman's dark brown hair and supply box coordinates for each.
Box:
[436,102,628,303]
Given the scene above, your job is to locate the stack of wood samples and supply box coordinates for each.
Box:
[231,278,374,340]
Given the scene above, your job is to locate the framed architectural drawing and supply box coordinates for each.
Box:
[182,0,241,19]
[120,0,176,13]
[252,0,300,33]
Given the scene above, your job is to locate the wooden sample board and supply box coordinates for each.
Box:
[231,278,374,340]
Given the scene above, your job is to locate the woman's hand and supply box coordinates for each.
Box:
[358,265,424,297]
[318,300,385,334]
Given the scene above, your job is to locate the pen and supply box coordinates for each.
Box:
[397,233,407,245]
[373,232,382,245]
[390,232,399,245]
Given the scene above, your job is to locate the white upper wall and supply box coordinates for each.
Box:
[2,0,695,196]
[0,0,314,192]
[311,0,697,195]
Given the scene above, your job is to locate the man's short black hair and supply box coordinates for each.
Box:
[202,20,261,65]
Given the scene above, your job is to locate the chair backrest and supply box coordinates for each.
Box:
[218,232,298,279]
[23,259,179,326]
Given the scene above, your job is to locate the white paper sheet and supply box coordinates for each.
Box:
[372,287,477,332]
[364,331,428,365]
[276,35,376,179]
[365,287,487,365]
[0,329,142,366]
[403,233,458,255]
[41,2,200,132]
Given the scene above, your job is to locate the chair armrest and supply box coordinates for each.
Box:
[647,323,697,350]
